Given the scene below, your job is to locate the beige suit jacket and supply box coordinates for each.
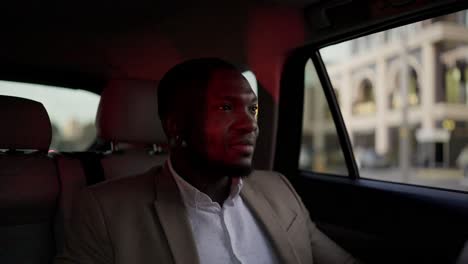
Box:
[55,164,357,264]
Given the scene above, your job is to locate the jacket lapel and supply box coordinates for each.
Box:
[241,179,300,264]
[153,164,200,264]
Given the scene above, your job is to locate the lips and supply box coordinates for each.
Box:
[230,138,256,153]
[230,144,255,154]
[231,139,255,146]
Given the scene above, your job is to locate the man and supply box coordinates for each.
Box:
[56,58,357,263]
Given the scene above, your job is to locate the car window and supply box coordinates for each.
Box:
[319,9,468,191]
[0,80,100,152]
[299,59,348,176]
[242,70,258,96]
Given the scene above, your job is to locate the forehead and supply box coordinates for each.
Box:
[206,69,256,99]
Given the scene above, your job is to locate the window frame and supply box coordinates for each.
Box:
[274,49,359,180]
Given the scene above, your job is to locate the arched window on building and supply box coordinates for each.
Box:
[353,78,376,115]
[390,67,420,109]
[445,61,468,104]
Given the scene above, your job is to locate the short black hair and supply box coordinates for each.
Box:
[157,58,238,122]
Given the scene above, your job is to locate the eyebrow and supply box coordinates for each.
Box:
[218,94,258,102]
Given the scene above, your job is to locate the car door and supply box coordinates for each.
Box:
[274,1,468,263]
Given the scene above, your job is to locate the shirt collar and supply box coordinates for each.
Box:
[167,158,243,209]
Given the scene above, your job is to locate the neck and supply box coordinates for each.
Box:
[170,150,231,205]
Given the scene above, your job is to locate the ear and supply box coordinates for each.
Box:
[164,115,178,138]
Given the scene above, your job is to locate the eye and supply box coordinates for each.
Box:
[218,104,232,111]
[249,104,259,114]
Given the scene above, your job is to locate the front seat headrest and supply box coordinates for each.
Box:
[96,78,166,145]
[0,95,52,151]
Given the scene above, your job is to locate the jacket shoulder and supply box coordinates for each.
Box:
[247,170,297,197]
[85,165,162,205]
[246,170,304,216]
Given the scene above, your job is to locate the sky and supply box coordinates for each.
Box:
[320,41,351,65]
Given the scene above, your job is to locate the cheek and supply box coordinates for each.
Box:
[203,121,229,156]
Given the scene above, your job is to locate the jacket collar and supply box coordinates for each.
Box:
[167,157,243,209]
[153,163,200,264]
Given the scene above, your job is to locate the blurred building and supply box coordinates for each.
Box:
[304,10,468,168]
[63,118,83,140]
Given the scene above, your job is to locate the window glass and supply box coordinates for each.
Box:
[300,60,348,176]
[0,81,100,152]
[242,70,258,96]
[320,8,468,191]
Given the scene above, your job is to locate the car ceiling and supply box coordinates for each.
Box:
[0,0,465,92]
[0,1,249,79]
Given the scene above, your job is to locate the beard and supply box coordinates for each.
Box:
[185,146,253,179]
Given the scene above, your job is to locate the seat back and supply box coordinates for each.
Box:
[52,152,94,254]
[95,78,168,179]
[0,95,59,264]
[53,79,168,254]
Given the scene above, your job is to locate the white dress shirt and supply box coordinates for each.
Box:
[168,159,279,264]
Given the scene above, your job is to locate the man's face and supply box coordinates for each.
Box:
[185,69,259,175]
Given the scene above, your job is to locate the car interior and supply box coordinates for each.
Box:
[1,0,468,263]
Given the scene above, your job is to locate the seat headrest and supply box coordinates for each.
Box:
[0,95,51,150]
[96,79,167,145]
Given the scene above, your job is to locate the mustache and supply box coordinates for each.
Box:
[230,133,257,146]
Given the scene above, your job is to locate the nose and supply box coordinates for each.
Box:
[235,109,258,134]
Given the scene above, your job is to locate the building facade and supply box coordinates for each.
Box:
[303,10,468,169]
